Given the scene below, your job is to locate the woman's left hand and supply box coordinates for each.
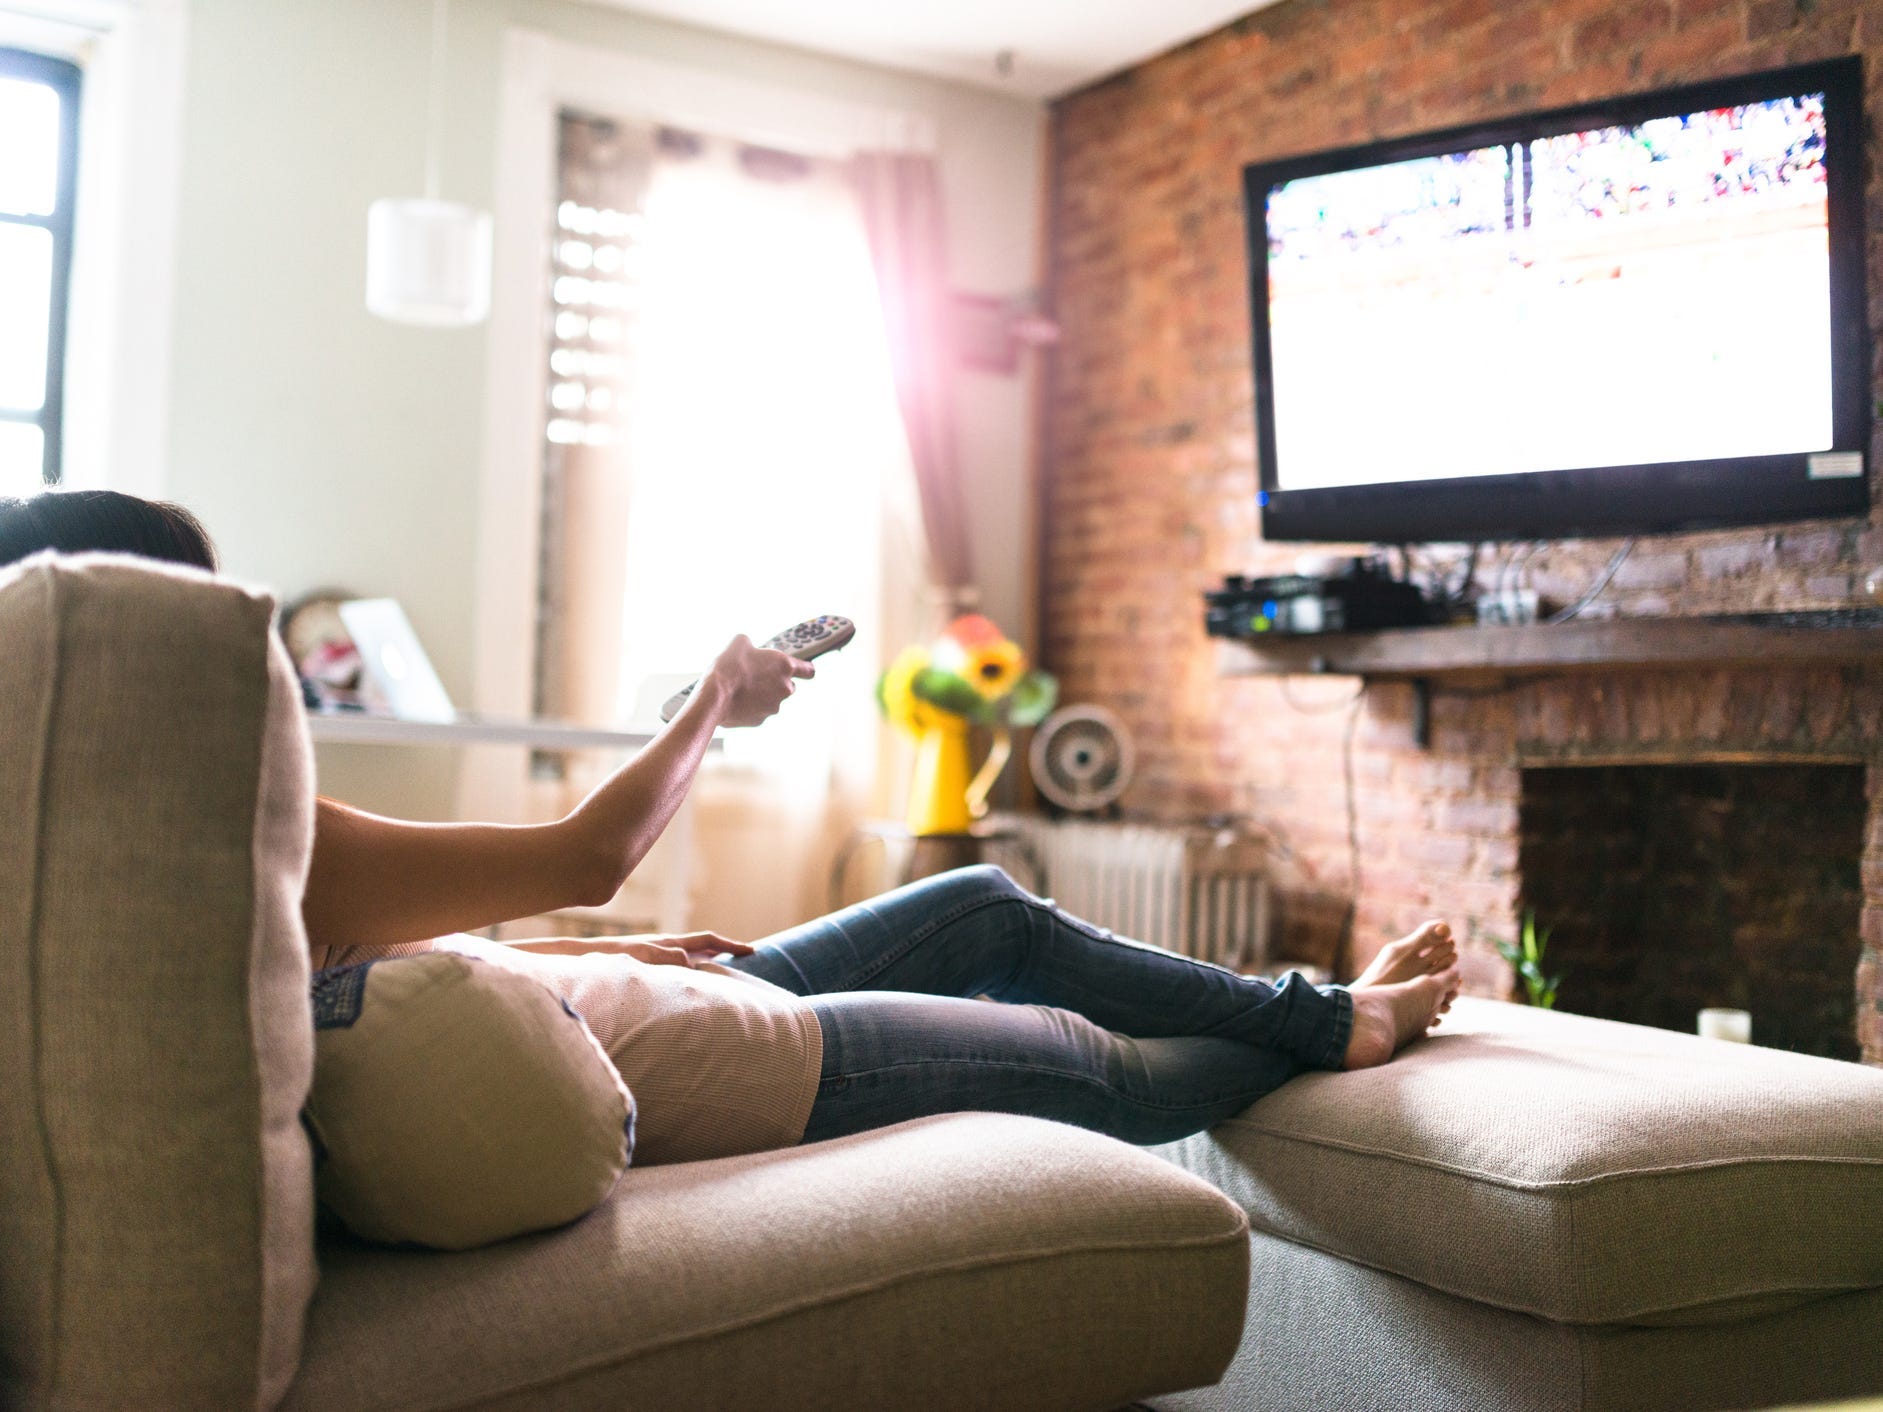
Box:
[675,932,755,963]
[615,932,755,966]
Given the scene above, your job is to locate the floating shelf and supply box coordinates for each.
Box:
[1216,617,1883,680]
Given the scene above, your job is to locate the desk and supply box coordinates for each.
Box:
[305,712,658,751]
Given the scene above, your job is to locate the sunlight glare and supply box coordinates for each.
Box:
[0,224,53,411]
[0,423,45,494]
[612,146,907,775]
[0,79,59,217]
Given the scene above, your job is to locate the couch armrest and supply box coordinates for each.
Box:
[286,1112,1250,1411]
[0,556,317,1411]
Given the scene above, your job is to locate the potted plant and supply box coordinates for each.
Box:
[1496,910,1562,1010]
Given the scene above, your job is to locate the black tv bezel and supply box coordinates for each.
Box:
[1246,56,1869,545]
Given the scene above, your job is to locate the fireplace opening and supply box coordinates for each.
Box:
[1517,764,1864,1061]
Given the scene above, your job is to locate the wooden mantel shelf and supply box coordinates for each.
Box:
[1216,616,1883,680]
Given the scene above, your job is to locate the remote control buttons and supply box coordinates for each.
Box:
[662,617,853,721]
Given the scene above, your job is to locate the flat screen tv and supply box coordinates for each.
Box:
[1246,57,1868,544]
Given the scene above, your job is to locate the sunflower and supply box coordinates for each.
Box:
[877,616,1057,734]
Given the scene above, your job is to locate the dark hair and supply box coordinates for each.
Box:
[0,490,219,572]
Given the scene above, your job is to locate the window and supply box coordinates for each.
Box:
[528,111,926,934]
[534,113,911,770]
[0,47,80,495]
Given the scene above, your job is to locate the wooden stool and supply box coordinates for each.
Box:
[829,821,1043,910]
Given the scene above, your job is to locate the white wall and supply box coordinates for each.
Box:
[157,0,1045,818]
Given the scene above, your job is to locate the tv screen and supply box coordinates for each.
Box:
[1247,58,1868,543]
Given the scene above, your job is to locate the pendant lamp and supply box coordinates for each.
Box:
[366,0,492,326]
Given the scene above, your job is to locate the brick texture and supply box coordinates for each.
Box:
[1521,764,1866,1060]
[1045,0,1883,1059]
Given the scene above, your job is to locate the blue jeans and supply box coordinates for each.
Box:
[726,865,1352,1146]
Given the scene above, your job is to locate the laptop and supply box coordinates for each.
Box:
[336,598,457,724]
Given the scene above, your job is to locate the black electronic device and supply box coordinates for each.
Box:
[1244,57,1868,544]
[1205,560,1434,639]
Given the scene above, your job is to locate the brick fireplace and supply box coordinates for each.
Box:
[1519,762,1866,1060]
[1330,661,1883,1062]
[1041,0,1883,1064]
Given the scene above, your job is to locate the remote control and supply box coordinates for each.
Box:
[659,616,857,723]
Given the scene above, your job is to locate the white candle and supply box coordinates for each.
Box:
[1697,1008,1752,1043]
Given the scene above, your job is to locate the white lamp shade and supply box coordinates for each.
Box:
[366,197,492,327]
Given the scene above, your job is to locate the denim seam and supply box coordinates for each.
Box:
[843,887,1306,1055]
[822,1056,1275,1116]
[1018,893,1281,1042]
[764,946,815,994]
[827,878,1265,1007]
[838,888,1029,990]
[1021,894,1248,980]
[1317,986,1354,1070]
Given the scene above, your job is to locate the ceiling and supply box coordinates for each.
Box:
[595,0,1283,100]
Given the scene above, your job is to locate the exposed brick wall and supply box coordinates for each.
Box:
[1044,0,1883,1059]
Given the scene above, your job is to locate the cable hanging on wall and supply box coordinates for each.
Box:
[1545,539,1636,624]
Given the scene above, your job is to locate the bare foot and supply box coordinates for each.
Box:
[1353,921,1456,988]
[1343,966,1460,1071]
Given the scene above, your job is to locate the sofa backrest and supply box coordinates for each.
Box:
[0,554,318,1410]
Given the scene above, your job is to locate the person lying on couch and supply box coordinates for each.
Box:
[0,490,1459,1167]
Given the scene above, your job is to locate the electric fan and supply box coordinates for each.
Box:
[1028,705,1135,814]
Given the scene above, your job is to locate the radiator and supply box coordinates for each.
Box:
[990,815,1272,974]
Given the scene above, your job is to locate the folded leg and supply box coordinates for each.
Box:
[731,864,1350,1071]
[799,989,1302,1146]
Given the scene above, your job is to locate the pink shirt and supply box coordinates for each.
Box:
[310,936,823,1164]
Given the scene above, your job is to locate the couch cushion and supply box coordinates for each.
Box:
[307,954,633,1251]
[1153,997,1883,1326]
[1151,1227,1883,1412]
[0,555,318,1408]
[283,1113,1250,1411]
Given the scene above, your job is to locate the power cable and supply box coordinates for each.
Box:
[1278,675,1366,714]
[1332,683,1367,981]
[1546,539,1635,624]
[1273,672,1367,976]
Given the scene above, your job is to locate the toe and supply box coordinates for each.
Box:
[1409,922,1454,963]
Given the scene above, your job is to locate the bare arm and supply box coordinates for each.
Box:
[300,637,812,952]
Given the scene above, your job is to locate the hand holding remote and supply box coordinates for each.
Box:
[661,617,856,726]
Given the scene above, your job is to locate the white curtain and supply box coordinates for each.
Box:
[562,132,925,939]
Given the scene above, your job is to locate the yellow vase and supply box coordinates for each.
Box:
[907,719,974,836]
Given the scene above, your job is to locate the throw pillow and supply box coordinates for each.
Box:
[306,952,633,1250]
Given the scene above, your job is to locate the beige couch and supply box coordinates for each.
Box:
[0,556,1251,1411]
[1149,996,1883,1411]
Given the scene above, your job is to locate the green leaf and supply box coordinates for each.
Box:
[1003,670,1058,727]
[910,667,993,722]
[1499,915,1565,1008]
